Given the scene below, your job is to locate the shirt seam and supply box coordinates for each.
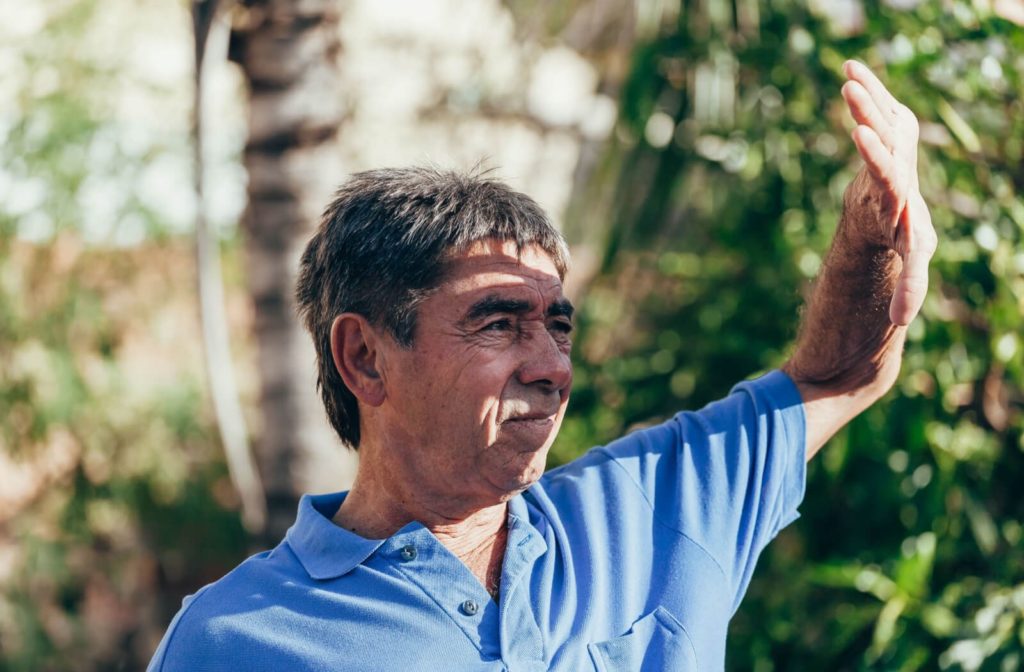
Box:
[761,377,792,537]
[732,384,776,614]
[756,373,806,538]
[778,400,792,530]
[727,374,806,613]
[594,445,732,590]
[774,388,806,532]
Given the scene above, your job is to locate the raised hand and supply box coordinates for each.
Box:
[839,60,937,326]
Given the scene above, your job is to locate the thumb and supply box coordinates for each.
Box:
[888,194,933,325]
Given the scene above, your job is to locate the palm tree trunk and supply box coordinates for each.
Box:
[229,0,347,545]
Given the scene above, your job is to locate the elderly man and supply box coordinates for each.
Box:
[149,61,935,671]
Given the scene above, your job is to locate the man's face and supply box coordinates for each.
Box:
[375,238,573,505]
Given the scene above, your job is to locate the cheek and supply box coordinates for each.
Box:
[419,352,515,437]
[461,353,519,401]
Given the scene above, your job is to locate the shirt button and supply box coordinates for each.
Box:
[460,599,479,616]
[399,545,417,561]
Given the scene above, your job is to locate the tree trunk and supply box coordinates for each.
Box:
[229,0,352,545]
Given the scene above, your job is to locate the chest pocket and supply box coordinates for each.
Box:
[588,607,698,672]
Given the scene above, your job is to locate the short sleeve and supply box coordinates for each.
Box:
[598,369,806,611]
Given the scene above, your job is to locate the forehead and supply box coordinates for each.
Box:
[439,239,565,302]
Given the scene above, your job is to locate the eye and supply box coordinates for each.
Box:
[550,320,573,335]
[482,318,513,332]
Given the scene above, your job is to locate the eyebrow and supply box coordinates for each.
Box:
[463,294,575,323]
[547,298,575,320]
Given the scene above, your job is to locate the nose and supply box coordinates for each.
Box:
[517,329,573,394]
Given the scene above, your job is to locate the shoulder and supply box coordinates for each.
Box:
[683,369,804,439]
[531,370,805,527]
[149,545,303,670]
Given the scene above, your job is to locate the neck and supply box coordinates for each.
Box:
[333,453,510,600]
[333,444,505,544]
[334,474,508,549]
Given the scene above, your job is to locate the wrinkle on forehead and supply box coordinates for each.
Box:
[443,245,563,295]
[414,241,569,333]
[444,240,563,278]
[445,274,564,303]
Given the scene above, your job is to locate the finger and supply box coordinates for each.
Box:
[851,125,905,197]
[842,80,897,150]
[844,60,899,121]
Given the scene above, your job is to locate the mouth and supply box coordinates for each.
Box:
[500,414,559,444]
[503,412,558,424]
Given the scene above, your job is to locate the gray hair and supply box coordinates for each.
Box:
[295,166,570,448]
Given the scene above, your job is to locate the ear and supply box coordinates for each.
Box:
[330,313,387,407]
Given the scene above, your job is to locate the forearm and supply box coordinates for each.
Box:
[782,185,915,458]
[783,209,906,395]
[782,61,934,458]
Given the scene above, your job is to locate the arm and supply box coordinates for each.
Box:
[783,61,937,459]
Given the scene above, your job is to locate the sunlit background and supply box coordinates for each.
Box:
[1,0,1022,669]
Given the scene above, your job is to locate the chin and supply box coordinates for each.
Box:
[500,454,549,494]
[484,428,558,492]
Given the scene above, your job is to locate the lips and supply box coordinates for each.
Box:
[503,412,558,423]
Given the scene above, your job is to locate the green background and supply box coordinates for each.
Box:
[2,0,1021,669]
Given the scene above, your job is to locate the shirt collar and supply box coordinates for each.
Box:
[507,491,548,555]
[284,491,387,581]
[284,491,545,581]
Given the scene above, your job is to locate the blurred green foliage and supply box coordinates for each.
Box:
[0,2,250,669]
[553,0,1024,669]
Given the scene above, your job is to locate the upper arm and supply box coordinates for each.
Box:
[600,370,807,609]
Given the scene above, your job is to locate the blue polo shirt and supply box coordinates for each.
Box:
[148,370,805,671]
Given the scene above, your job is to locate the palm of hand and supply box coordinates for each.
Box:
[840,60,938,326]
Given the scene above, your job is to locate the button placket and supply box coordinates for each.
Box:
[498,513,547,667]
[386,530,499,655]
